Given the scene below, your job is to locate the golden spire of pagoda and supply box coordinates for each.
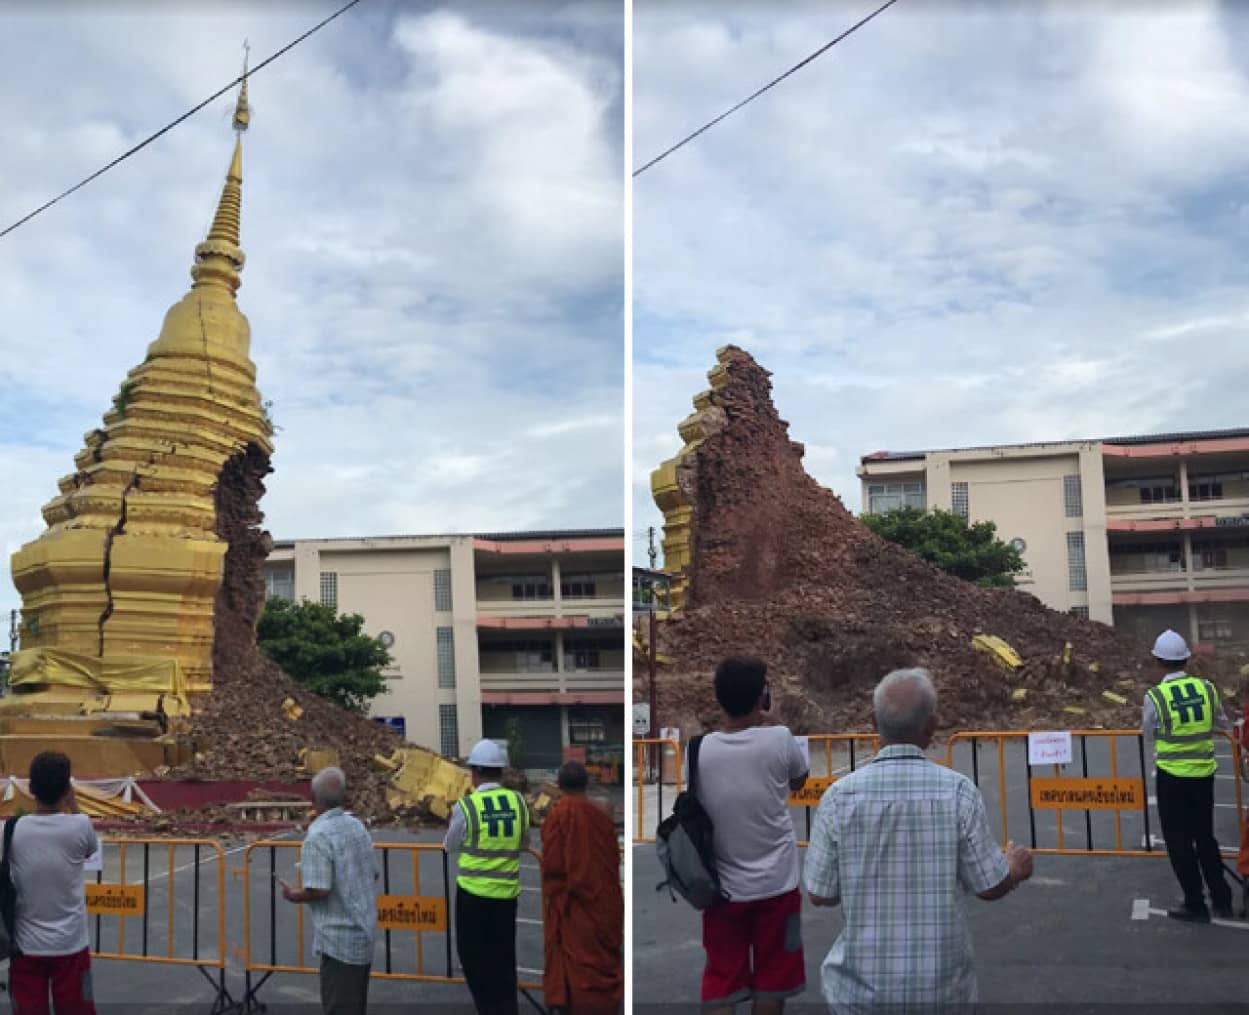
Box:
[191,44,250,295]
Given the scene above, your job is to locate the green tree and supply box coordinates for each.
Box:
[861,507,1025,588]
[256,598,391,715]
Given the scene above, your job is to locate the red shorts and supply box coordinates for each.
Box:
[701,887,805,1006]
[10,946,97,1015]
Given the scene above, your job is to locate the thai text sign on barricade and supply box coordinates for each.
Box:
[789,776,833,807]
[377,895,447,932]
[1029,777,1146,811]
[85,883,145,915]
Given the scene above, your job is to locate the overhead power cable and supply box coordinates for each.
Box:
[0,0,364,241]
[633,0,900,178]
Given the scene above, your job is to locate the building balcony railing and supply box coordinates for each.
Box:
[474,596,625,616]
[478,669,624,693]
[1110,566,1249,594]
[1105,495,1249,524]
[476,599,557,618]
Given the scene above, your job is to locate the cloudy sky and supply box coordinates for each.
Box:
[633,0,1249,565]
[1,1,623,622]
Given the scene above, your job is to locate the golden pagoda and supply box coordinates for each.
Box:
[3,62,271,774]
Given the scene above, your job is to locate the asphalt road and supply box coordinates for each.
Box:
[633,845,1249,1013]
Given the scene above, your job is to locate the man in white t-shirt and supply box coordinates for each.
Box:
[9,750,100,1015]
[695,657,809,1014]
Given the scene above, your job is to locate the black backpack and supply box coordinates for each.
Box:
[0,816,21,960]
[655,735,729,910]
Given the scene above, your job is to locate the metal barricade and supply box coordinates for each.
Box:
[90,836,234,1014]
[633,738,682,843]
[943,730,1245,857]
[790,733,880,846]
[240,841,545,1013]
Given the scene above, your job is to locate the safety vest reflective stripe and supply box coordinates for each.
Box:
[1147,687,1171,736]
[1155,730,1215,743]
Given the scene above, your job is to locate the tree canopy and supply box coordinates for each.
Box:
[256,598,391,715]
[860,507,1026,588]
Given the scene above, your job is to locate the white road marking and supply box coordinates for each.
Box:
[1029,876,1067,886]
[518,966,545,976]
[517,917,543,926]
[1132,898,1150,920]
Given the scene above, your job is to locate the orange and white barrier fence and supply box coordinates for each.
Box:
[239,840,545,1013]
[89,837,234,1014]
[634,729,1245,859]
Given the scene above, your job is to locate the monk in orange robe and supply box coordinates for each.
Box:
[541,762,623,1014]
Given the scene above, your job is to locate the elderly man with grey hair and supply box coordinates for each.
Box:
[803,668,1033,1014]
[280,766,379,1014]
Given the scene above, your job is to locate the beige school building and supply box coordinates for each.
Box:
[263,530,625,776]
[858,429,1249,653]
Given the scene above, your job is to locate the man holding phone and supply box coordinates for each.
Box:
[693,657,809,1014]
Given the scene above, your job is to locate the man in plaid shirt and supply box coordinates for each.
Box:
[803,668,1032,1013]
[281,767,379,1014]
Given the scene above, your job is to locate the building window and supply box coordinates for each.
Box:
[1110,543,1184,574]
[484,640,555,672]
[560,574,598,598]
[1066,532,1087,591]
[1063,475,1083,518]
[1191,540,1237,571]
[264,569,293,601]
[436,627,456,687]
[1069,606,1090,620]
[439,704,458,757]
[1198,619,1234,641]
[951,482,969,519]
[319,572,338,611]
[1139,484,1178,504]
[563,637,618,671]
[867,481,926,514]
[1189,480,1224,502]
[569,718,607,744]
[484,574,551,600]
[434,569,452,612]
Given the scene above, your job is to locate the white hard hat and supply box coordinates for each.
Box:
[1151,629,1191,662]
[466,739,509,768]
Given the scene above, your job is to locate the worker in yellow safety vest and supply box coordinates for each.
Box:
[444,739,531,1014]
[1142,629,1234,922]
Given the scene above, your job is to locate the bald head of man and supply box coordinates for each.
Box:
[873,668,939,747]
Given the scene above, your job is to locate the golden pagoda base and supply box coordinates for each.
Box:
[0,687,191,778]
